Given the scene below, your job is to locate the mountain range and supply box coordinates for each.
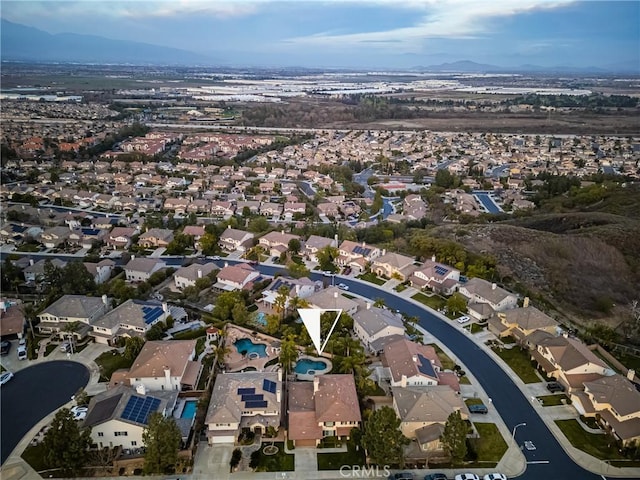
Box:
[2,18,638,73]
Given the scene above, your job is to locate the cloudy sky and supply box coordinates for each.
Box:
[2,0,639,68]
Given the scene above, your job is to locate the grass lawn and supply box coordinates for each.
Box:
[173,327,206,340]
[95,350,134,382]
[342,293,356,300]
[555,419,627,461]
[44,344,57,356]
[465,398,485,406]
[469,423,508,465]
[491,346,541,384]
[469,323,486,334]
[250,443,294,472]
[394,284,407,292]
[21,443,49,473]
[356,272,385,286]
[411,292,446,311]
[318,447,365,470]
[431,344,456,370]
[197,354,215,390]
[537,394,570,406]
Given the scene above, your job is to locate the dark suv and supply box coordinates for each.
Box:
[547,381,565,393]
[468,403,488,414]
[0,340,10,356]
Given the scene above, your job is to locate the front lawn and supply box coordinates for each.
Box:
[468,423,508,465]
[469,323,486,334]
[249,443,294,472]
[555,419,627,461]
[430,344,456,370]
[465,398,485,406]
[95,350,134,382]
[537,394,570,406]
[394,283,407,292]
[356,272,386,285]
[318,447,365,470]
[411,292,446,311]
[491,346,541,384]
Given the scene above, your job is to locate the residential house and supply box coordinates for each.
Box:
[372,250,417,281]
[353,302,405,354]
[84,384,178,450]
[259,202,283,217]
[68,227,108,249]
[37,294,110,339]
[40,226,71,249]
[124,257,167,282]
[173,263,218,290]
[83,259,115,285]
[182,225,206,245]
[219,227,255,253]
[260,276,320,310]
[259,231,302,258]
[113,340,201,392]
[410,257,461,295]
[90,299,170,345]
[205,371,282,444]
[458,278,518,320]
[383,338,443,388]
[0,300,26,338]
[303,235,336,263]
[532,335,613,392]
[138,228,174,248]
[336,240,381,273]
[288,375,361,447]
[487,299,559,344]
[23,258,67,283]
[236,201,261,215]
[210,201,235,217]
[403,194,427,220]
[317,202,340,218]
[306,286,359,316]
[214,263,259,291]
[283,202,306,219]
[106,227,137,250]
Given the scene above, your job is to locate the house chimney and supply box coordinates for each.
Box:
[313,376,320,394]
[523,297,530,308]
[334,234,338,246]
[131,254,135,260]
[227,224,231,229]
[382,249,386,256]
[163,366,172,390]
[362,241,365,247]
[277,369,283,382]
[492,283,497,290]
[29,259,34,266]
[281,229,285,235]
[276,389,281,403]
[431,255,436,262]
[197,269,202,279]
[162,302,169,314]
[135,384,147,395]
[224,262,229,268]
[627,369,636,381]
[334,291,339,299]
[102,294,109,307]
[366,302,371,310]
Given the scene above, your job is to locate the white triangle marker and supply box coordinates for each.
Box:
[297,308,342,354]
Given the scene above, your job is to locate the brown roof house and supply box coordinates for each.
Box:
[124,257,167,283]
[353,301,405,354]
[259,230,302,257]
[288,375,361,447]
[106,226,137,250]
[372,250,417,281]
[214,263,260,291]
[303,234,337,263]
[37,294,110,340]
[218,227,255,253]
[382,338,444,388]
[113,340,200,392]
[487,298,559,344]
[0,299,25,338]
[205,371,282,444]
[458,278,518,320]
[173,262,218,290]
[410,256,461,295]
[336,240,381,273]
[90,299,170,345]
[138,228,174,248]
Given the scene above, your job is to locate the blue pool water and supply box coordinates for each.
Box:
[294,359,329,374]
[181,400,197,419]
[235,338,267,357]
[255,312,266,326]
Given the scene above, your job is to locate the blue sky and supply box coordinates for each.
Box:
[2,1,639,69]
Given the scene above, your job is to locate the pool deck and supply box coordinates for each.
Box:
[294,354,333,381]
[224,324,280,373]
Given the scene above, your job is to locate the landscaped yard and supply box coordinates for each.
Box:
[468,323,487,334]
[491,346,541,384]
[468,422,508,466]
[555,419,629,462]
[394,283,407,292]
[249,442,294,472]
[465,398,485,406]
[537,394,570,406]
[95,350,134,382]
[411,292,446,311]
[356,272,385,286]
[317,447,365,470]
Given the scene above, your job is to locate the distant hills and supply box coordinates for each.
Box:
[411,59,639,75]
[0,19,209,65]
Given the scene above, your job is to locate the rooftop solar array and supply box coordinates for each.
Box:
[245,400,268,408]
[434,265,449,276]
[13,225,27,233]
[241,394,264,402]
[141,305,164,325]
[416,355,437,378]
[263,379,277,394]
[238,387,255,395]
[353,245,372,256]
[81,228,102,236]
[120,395,161,425]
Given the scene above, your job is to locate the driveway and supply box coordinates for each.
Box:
[1,360,89,464]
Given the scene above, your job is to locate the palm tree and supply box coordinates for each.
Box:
[274,286,290,320]
[20,301,39,339]
[287,296,309,318]
[61,321,81,353]
[279,335,298,375]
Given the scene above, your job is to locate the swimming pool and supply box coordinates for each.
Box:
[234,338,267,358]
[181,400,197,419]
[294,358,329,374]
[254,312,266,326]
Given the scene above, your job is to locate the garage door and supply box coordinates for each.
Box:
[210,436,235,444]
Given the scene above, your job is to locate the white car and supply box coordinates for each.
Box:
[70,405,88,415]
[483,474,507,480]
[337,283,349,291]
[457,315,470,324]
[211,256,221,261]
[73,410,87,421]
[0,372,14,385]
[17,345,27,360]
[455,475,479,480]
[322,271,334,277]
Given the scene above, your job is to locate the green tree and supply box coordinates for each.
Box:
[213,291,246,321]
[441,410,468,464]
[286,261,309,279]
[199,232,218,255]
[316,245,339,271]
[41,408,92,476]
[288,238,301,255]
[265,313,280,335]
[279,335,298,374]
[61,261,97,295]
[231,302,249,325]
[124,336,145,361]
[446,293,467,316]
[143,412,182,474]
[146,323,165,341]
[362,406,409,467]
[274,285,290,320]
[371,190,383,216]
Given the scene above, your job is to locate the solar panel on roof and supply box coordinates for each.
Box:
[120,395,161,425]
[416,355,437,378]
[241,394,264,402]
[245,400,268,409]
[81,228,101,236]
[434,265,449,276]
[263,379,277,394]
[142,306,164,325]
[238,387,255,395]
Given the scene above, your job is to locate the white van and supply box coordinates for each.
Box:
[17,345,27,360]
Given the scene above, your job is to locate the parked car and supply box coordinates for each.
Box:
[60,341,74,352]
[389,473,414,480]
[468,403,488,414]
[0,371,14,385]
[322,271,334,277]
[425,474,448,480]
[337,283,349,291]
[18,337,26,347]
[456,315,470,324]
[546,381,565,393]
[73,410,87,421]
[17,345,27,360]
[211,255,221,261]
[0,340,11,356]
[483,474,507,480]
[454,474,479,480]
[70,405,88,415]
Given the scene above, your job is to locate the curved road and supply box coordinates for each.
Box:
[232,261,621,480]
[1,361,90,464]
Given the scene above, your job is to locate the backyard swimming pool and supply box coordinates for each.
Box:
[234,338,267,358]
[294,358,330,375]
[254,312,266,326]
[181,400,198,419]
